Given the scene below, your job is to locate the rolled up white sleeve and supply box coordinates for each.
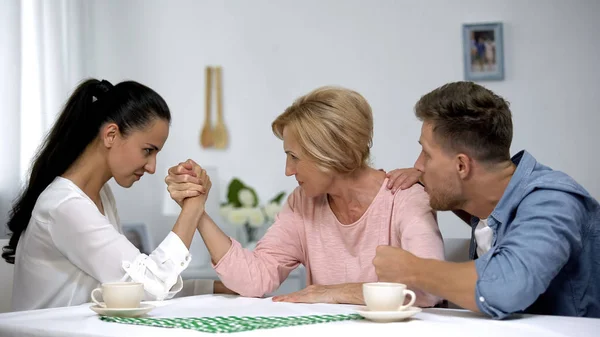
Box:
[49,196,192,301]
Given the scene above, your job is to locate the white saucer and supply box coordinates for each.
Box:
[90,303,155,317]
[355,306,422,323]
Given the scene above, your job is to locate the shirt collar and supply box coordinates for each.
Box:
[470,150,536,228]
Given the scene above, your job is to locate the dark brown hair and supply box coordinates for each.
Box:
[415,81,513,163]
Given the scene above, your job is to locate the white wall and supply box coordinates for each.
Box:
[83,0,600,249]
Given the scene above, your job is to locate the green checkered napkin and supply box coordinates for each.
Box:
[100,313,363,333]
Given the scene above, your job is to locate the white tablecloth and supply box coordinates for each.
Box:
[0,295,598,337]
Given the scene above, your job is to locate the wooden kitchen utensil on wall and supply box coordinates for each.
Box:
[200,66,214,148]
[213,66,228,149]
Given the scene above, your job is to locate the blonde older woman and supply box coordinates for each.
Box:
[166,87,444,306]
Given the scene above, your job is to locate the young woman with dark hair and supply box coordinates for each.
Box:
[3,79,221,311]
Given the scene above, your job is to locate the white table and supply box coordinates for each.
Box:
[0,295,598,337]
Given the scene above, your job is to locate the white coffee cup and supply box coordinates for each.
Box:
[91,282,144,308]
[363,282,416,311]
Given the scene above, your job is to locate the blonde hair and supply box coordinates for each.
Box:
[272,86,373,174]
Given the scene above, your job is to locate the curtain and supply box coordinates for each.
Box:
[0,0,21,238]
[0,0,89,237]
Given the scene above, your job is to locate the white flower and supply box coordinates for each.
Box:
[219,204,234,219]
[247,207,266,228]
[238,189,255,207]
[227,208,249,226]
[264,202,282,221]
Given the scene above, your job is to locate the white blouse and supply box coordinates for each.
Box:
[12,177,212,311]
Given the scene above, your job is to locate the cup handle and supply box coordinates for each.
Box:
[91,288,105,307]
[398,289,416,311]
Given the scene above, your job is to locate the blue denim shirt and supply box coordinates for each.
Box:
[470,150,600,319]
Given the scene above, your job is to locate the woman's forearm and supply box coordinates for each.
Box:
[196,212,233,264]
[171,200,205,249]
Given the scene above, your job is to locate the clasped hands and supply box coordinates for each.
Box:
[165,159,212,208]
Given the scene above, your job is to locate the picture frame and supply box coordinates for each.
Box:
[463,22,504,81]
[122,223,153,255]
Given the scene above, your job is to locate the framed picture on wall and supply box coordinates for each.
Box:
[463,22,504,81]
[122,223,153,255]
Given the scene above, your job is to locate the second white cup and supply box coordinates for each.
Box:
[363,282,416,311]
[91,282,144,308]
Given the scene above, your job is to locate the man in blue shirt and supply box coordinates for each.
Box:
[374,81,600,319]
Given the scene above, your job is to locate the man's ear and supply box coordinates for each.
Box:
[456,153,472,180]
[102,123,119,148]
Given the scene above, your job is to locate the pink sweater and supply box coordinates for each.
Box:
[214,180,445,307]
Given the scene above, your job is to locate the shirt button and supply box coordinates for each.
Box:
[479,296,485,302]
[185,256,190,261]
[181,262,185,267]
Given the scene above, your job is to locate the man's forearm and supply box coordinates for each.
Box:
[413,259,479,312]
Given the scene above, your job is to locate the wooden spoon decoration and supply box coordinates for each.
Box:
[213,66,228,149]
[200,66,214,148]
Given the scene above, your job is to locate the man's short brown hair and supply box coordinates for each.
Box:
[415,81,513,163]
